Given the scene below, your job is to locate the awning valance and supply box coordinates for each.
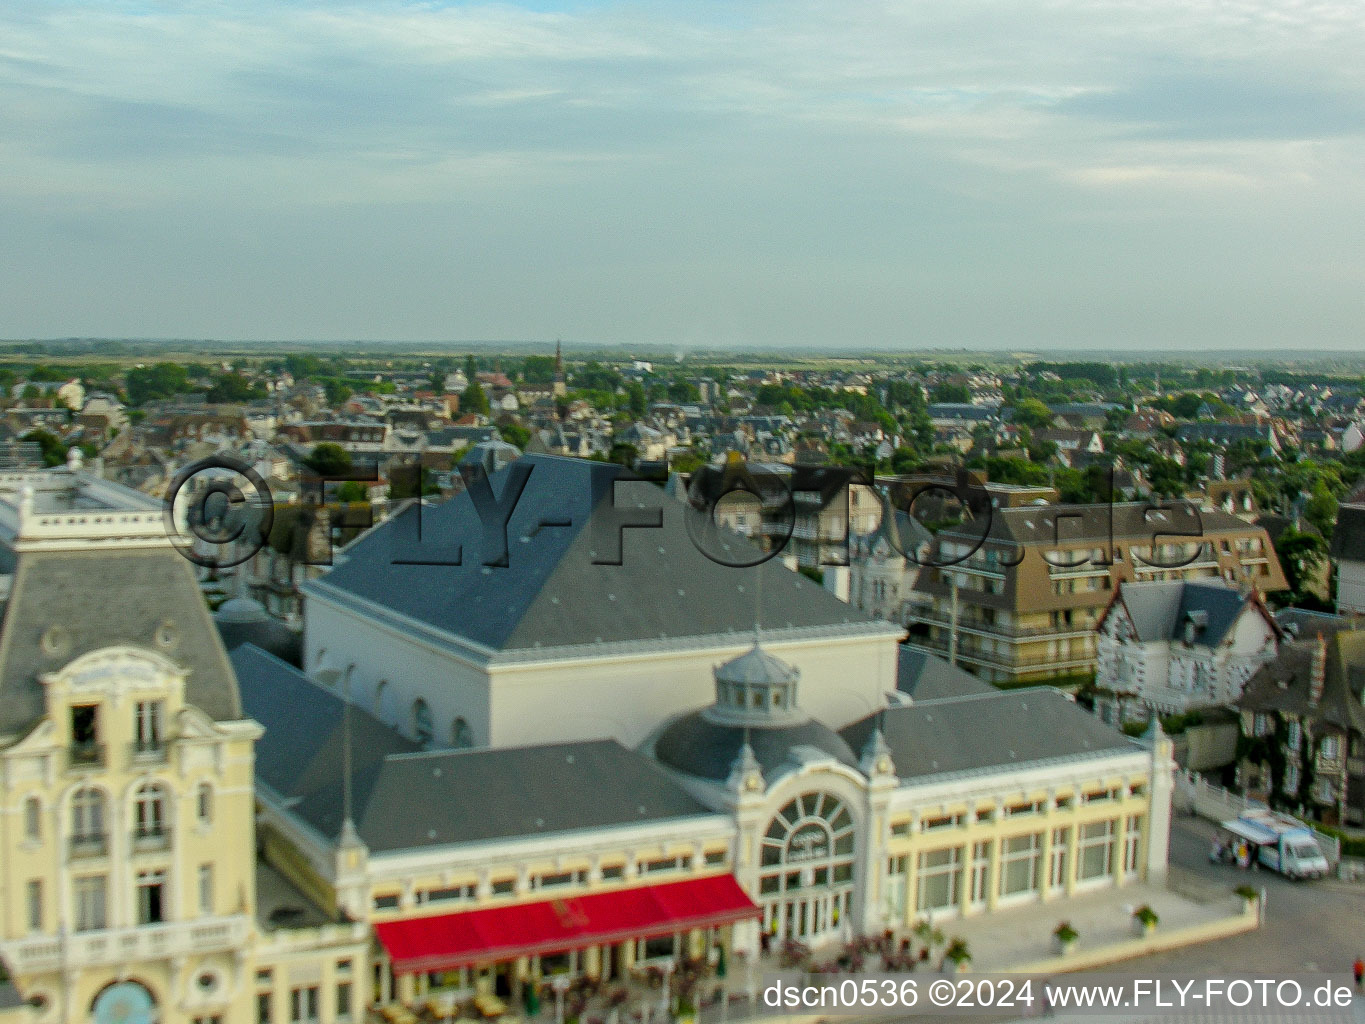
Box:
[375,874,759,974]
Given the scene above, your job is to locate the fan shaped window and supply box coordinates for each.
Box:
[757,792,856,944]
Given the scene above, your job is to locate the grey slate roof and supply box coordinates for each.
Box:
[1113,580,1261,647]
[653,712,858,781]
[841,687,1138,781]
[233,644,715,851]
[0,548,242,739]
[940,501,1257,547]
[313,454,890,657]
[895,646,994,700]
[1239,630,1365,736]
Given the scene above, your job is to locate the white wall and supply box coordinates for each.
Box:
[306,591,900,750]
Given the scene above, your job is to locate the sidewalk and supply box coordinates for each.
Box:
[937,881,1257,974]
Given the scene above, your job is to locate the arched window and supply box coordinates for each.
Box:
[757,792,856,943]
[23,796,41,841]
[451,717,473,749]
[134,783,168,838]
[413,699,433,747]
[71,787,105,840]
[196,783,213,825]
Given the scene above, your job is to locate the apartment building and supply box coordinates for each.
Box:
[906,502,1288,684]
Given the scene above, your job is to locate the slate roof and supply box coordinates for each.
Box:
[0,548,242,739]
[1238,630,1365,736]
[841,687,1138,782]
[1109,580,1265,647]
[894,646,994,700]
[653,713,858,781]
[310,454,893,659]
[1331,504,1365,561]
[233,644,716,851]
[939,501,1266,547]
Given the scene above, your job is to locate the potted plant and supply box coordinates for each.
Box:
[1235,884,1260,915]
[1053,921,1078,954]
[943,938,971,974]
[1133,905,1159,936]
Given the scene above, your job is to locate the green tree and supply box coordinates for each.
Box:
[1275,527,1327,599]
[1010,398,1055,429]
[303,443,352,477]
[499,422,530,448]
[336,480,369,503]
[21,430,67,467]
[124,362,193,405]
[521,355,557,385]
[461,380,491,417]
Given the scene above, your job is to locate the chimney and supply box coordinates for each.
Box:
[1308,632,1327,708]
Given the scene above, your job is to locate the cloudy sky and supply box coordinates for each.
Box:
[2,0,1363,350]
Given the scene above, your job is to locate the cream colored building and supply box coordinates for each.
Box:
[0,466,365,1024]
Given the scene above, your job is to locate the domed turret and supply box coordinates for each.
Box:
[652,640,857,781]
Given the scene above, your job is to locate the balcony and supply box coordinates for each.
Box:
[129,741,168,765]
[69,833,109,859]
[907,607,1098,642]
[0,915,252,976]
[68,742,105,770]
[131,827,172,853]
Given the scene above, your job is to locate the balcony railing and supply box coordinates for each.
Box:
[69,833,109,859]
[0,915,252,976]
[907,608,1098,641]
[131,827,171,852]
[129,741,168,764]
[68,742,105,769]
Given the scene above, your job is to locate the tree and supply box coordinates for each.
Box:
[22,430,67,467]
[303,443,352,477]
[336,480,369,503]
[207,372,265,403]
[1010,398,1055,430]
[625,381,646,418]
[124,362,193,405]
[929,383,971,404]
[461,380,490,417]
[608,441,638,467]
[499,422,530,448]
[521,355,557,385]
[1275,527,1327,600]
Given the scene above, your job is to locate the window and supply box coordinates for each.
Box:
[1005,801,1043,818]
[290,986,319,1024]
[198,864,214,914]
[704,849,726,866]
[372,893,400,911]
[413,699,432,747]
[137,869,166,925]
[197,783,213,825]
[134,783,168,838]
[451,717,473,749]
[71,704,99,747]
[1123,816,1142,876]
[914,846,962,912]
[1253,713,1271,737]
[920,813,962,832]
[420,884,475,905]
[534,869,588,889]
[490,878,515,896]
[1049,828,1069,889]
[1286,720,1302,750]
[968,841,990,907]
[26,879,42,932]
[336,981,352,1021]
[1285,762,1301,793]
[74,875,107,932]
[641,855,689,875]
[134,700,163,752]
[890,820,911,838]
[71,787,106,841]
[1078,820,1116,881]
[600,863,625,881]
[23,797,41,842]
[1321,736,1341,760]
[999,833,1042,897]
[257,993,272,1024]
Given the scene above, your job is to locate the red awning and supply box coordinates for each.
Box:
[374,874,759,974]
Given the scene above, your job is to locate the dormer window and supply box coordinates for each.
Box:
[70,705,101,766]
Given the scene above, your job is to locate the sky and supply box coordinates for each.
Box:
[1,0,1364,351]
